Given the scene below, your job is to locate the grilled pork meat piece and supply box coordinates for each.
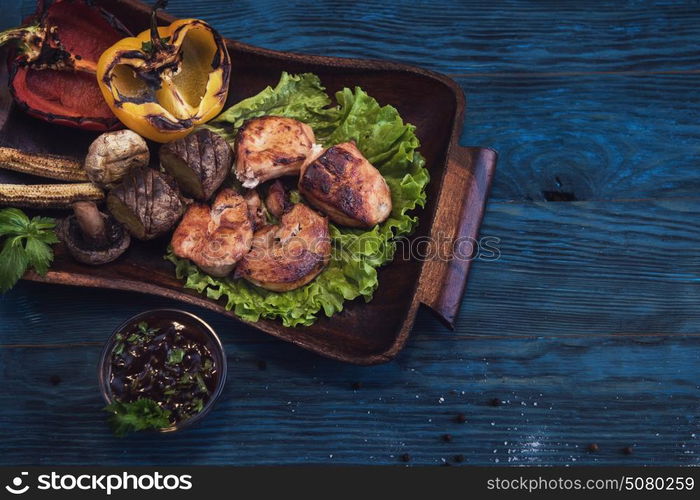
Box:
[298,142,392,228]
[160,129,233,201]
[171,188,253,277]
[234,203,331,291]
[234,116,320,188]
[265,180,292,218]
[243,189,265,230]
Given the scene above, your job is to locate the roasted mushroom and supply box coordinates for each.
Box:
[107,167,184,240]
[234,203,331,292]
[171,188,253,277]
[84,130,149,188]
[299,141,392,228]
[59,201,130,265]
[160,129,233,200]
[234,116,320,188]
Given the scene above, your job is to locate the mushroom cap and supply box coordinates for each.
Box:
[59,213,131,265]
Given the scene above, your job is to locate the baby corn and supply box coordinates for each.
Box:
[0,147,88,181]
[0,183,104,208]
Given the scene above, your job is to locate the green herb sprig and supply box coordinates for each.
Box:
[0,208,58,292]
[104,398,172,437]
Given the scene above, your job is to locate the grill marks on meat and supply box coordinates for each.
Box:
[234,204,331,291]
[234,116,319,188]
[167,117,395,294]
[171,188,253,277]
[299,142,392,228]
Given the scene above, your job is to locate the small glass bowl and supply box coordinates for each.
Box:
[98,308,227,433]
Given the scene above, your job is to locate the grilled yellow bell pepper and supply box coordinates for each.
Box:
[96,6,230,143]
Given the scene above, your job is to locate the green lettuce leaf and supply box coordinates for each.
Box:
[205,72,340,142]
[167,73,429,327]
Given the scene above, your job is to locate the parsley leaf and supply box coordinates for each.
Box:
[0,208,29,236]
[203,358,213,372]
[137,321,160,335]
[0,208,57,293]
[194,373,209,394]
[113,342,125,356]
[24,237,53,275]
[104,398,172,437]
[0,237,29,292]
[167,348,185,365]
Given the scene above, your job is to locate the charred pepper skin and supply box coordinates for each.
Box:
[0,0,129,131]
[97,16,231,143]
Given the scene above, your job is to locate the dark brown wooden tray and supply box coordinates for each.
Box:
[0,0,497,364]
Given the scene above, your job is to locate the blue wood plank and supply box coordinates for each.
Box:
[2,0,699,468]
[445,197,700,338]
[0,335,697,465]
[2,198,700,465]
[459,73,700,201]
[13,0,700,74]
[149,0,700,75]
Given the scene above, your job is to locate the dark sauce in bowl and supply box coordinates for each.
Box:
[99,310,227,432]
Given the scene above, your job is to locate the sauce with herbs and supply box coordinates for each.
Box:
[108,316,219,425]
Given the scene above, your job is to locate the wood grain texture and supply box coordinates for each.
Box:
[12,1,700,75]
[3,0,700,466]
[430,197,700,339]
[419,146,497,327]
[459,73,700,201]
[0,330,697,465]
[40,0,700,75]
[4,197,700,465]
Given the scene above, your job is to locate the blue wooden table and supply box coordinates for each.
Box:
[1,0,699,466]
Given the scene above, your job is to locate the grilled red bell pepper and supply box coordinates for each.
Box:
[0,0,130,131]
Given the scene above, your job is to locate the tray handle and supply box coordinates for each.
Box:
[417,145,497,329]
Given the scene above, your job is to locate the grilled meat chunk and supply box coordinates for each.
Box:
[298,142,392,228]
[234,204,331,291]
[234,116,319,188]
[243,188,265,230]
[171,188,253,277]
[160,129,233,201]
[265,180,292,218]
